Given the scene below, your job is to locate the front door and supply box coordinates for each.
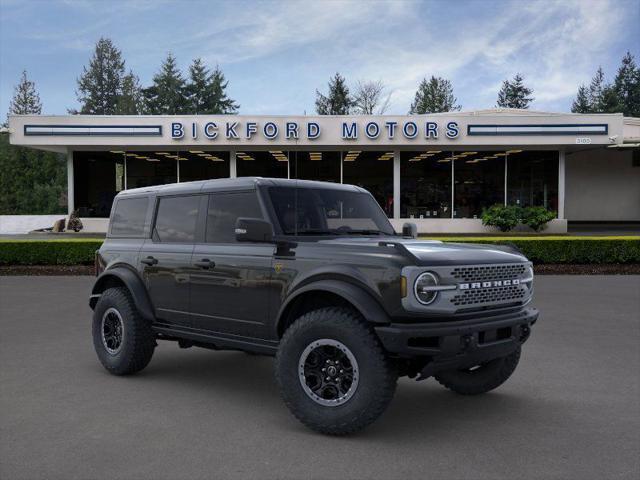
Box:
[139,194,202,327]
[189,191,275,339]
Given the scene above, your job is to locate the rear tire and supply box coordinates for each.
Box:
[275,307,397,435]
[434,347,521,395]
[92,287,155,375]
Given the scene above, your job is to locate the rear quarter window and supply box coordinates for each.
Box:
[109,197,149,237]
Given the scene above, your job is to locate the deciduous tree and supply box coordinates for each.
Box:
[353,80,391,114]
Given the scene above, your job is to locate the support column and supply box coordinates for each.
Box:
[558,149,566,219]
[504,155,508,205]
[66,149,74,216]
[229,150,237,178]
[393,150,400,219]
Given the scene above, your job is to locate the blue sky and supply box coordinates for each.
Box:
[1,0,638,117]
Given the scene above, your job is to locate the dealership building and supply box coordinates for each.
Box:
[6,109,640,233]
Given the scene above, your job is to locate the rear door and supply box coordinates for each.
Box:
[139,194,203,327]
[190,190,275,339]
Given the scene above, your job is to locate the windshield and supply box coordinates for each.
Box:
[268,186,395,236]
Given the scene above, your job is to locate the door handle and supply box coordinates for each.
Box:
[141,256,158,266]
[194,258,215,269]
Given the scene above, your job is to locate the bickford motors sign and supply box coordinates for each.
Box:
[171,119,461,141]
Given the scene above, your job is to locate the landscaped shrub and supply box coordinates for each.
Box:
[0,237,638,266]
[482,205,557,232]
[429,237,640,264]
[0,239,103,265]
[521,206,556,232]
[481,205,520,232]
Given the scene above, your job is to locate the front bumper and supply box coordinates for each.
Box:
[375,307,538,378]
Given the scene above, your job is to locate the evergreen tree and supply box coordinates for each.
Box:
[315,73,353,115]
[496,73,534,109]
[207,65,239,114]
[116,71,144,114]
[186,58,209,114]
[571,85,591,113]
[1,70,65,214]
[185,59,239,114]
[75,37,126,114]
[587,66,607,112]
[409,76,460,114]
[143,53,188,114]
[613,51,640,117]
[8,70,42,116]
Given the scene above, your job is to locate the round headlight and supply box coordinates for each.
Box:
[414,272,439,305]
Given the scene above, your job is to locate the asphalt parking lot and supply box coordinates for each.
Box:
[1,276,639,480]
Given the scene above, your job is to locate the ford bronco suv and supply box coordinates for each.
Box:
[90,177,537,435]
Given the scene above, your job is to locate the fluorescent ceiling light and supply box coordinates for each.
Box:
[507,150,523,153]
[110,150,125,154]
[155,152,170,155]
[189,150,204,154]
[427,150,441,154]
[146,158,160,162]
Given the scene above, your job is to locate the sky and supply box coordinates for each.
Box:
[0,0,638,117]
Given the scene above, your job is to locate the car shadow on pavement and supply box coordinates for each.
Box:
[115,346,559,441]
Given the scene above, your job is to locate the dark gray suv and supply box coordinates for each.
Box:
[90,177,538,435]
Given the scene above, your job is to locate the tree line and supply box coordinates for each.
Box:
[71,37,239,115]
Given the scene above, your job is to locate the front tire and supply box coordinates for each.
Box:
[434,347,521,395]
[92,287,155,375]
[275,307,397,435]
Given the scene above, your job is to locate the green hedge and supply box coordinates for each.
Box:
[425,236,640,264]
[0,239,103,265]
[0,237,638,265]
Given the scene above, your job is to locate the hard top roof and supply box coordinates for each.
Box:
[116,177,366,197]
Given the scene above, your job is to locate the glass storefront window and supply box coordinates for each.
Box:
[125,152,177,189]
[507,150,558,212]
[176,150,230,182]
[290,151,341,183]
[73,151,125,217]
[342,150,394,217]
[401,151,452,218]
[453,151,505,218]
[236,150,289,178]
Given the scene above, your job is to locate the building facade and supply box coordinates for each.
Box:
[7,109,640,233]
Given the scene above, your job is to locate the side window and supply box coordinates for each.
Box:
[110,197,149,237]
[206,191,263,243]
[154,195,200,243]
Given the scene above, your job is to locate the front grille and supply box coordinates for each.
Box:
[451,264,527,283]
[451,285,526,307]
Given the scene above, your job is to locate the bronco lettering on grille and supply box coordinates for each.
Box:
[459,279,520,290]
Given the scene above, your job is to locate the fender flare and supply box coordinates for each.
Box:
[89,267,155,322]
[276,279,391,336]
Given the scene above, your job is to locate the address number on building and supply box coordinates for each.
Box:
[576,137,592,144]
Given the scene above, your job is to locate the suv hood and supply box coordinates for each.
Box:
[317,236,527,266]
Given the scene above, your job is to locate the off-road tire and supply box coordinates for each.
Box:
[434,347,521,395]
[92,287,155,375]
[275,307,397,435]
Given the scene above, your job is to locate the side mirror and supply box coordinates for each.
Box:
[235,217,274,243]
[402,222,418,239]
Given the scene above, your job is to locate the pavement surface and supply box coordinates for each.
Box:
[1,276,639,480]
